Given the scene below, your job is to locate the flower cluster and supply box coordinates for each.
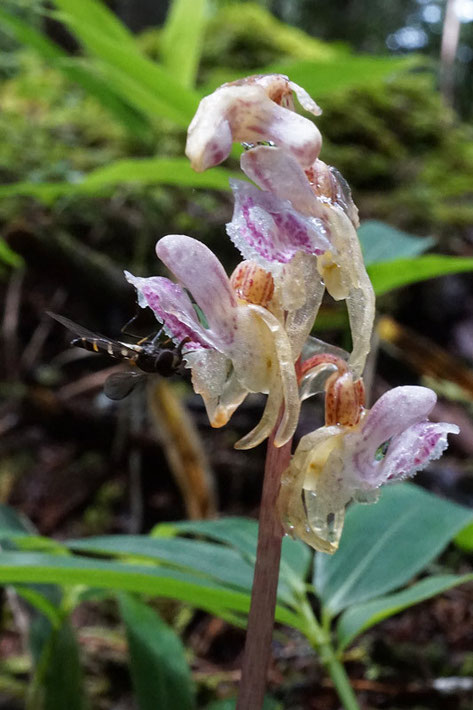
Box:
[126,74,459,552]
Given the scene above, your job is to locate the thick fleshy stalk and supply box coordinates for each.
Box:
[236,411,293,710]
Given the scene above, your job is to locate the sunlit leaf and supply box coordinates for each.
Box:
[358,220,435,266]
[368,255,473,295]
[161,0,207,89]
[313,484,473,615]
[337,573,473,650]
[119,593,195,710]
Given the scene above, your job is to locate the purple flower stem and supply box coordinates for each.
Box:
[236,417,292,710]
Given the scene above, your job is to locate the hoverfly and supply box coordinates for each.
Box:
[47,312,187,400]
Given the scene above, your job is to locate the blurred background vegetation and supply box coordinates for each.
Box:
[0,1,472,709]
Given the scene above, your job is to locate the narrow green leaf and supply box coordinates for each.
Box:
[52,0,136,46]
[0,552,302,629]
[313,484,473,615]
[39,619,86,710]
[454,521,473,551]
[0,9,148,136]
[161,0,207,89]
[337,573,473,650]
[368,255,473,295]
[358,220,435,266]
[69,535,255,594]
[0,158,236,203]
[119,593,195,710]
[201,55,412,97]
[54,13,198,125]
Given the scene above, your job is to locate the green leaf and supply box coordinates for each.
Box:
[454,521,473,551]
[52,0,136,47]
[69,535,255,595]
[153,517,311,592]
[358,220,435,266]
[313,483,473,615]
[53,10,198,125]
[368,255,473,296]
[0,9,148,136]
[0,504,34,534]
[31,618,86,710]
[119,593,195,710]
[0,158,236,203]
[205,698,281,710]
[337,573,473,650]
[161,0,207,89]
[0,552,302,630]
[202,55,412,97]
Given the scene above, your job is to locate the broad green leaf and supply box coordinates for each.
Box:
[313,484,473,615]
[161,0,207,89]
[0,552,302,630]
[358,220,435,266]
[337,573,473,650]
[0,504,34,534]
[154,518,311,590]
[454,521,473,551]
[368,255,473,296]
[119,593,195,710]
[0,158,236,203]
[0,9,148,136]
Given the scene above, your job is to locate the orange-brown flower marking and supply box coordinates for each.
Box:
[325,371,365,427]
[299,352,365,427]
[230,261,275,307]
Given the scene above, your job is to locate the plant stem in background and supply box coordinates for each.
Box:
[236,417,292,710]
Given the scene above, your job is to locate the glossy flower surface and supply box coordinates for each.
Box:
[278,386,459,553]
[186,74,322,172]
[126,235,300,449]
[228,145,374,377]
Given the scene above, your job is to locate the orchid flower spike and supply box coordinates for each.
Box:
[278,385,459,553]
[186,74,322,172]
[125,235,301,449]
[228,146,375,378]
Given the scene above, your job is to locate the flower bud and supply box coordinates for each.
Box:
[325,371,365,427]
[230,261,274,307]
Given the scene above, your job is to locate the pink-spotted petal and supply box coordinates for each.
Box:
[124,272,214,350]
[186,78,322,172]
[379,420,459,485]
[156,235,237,348]
[359,386,437,453]
[227,180,331,267]
[241,145,318,215]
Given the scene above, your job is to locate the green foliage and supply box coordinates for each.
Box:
[368,255,473,295]
[358,220,435,266]
[0,485,471,709]
[318,75,473,240]
[119,593,195,710]
[160,0,207,89]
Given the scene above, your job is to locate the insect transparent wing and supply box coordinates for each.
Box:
[104,372,145,400]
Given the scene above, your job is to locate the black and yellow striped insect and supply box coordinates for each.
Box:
[48,312,186,399]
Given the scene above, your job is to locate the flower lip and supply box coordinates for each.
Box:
[185,74,322,172]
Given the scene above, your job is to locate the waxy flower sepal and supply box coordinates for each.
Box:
[125,235,301,449]
[186,74,322,172]
[278,385,459,553]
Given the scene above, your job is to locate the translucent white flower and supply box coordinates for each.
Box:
[186,74,322,172]
[125,235,301,448]
[279,386,459,553]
